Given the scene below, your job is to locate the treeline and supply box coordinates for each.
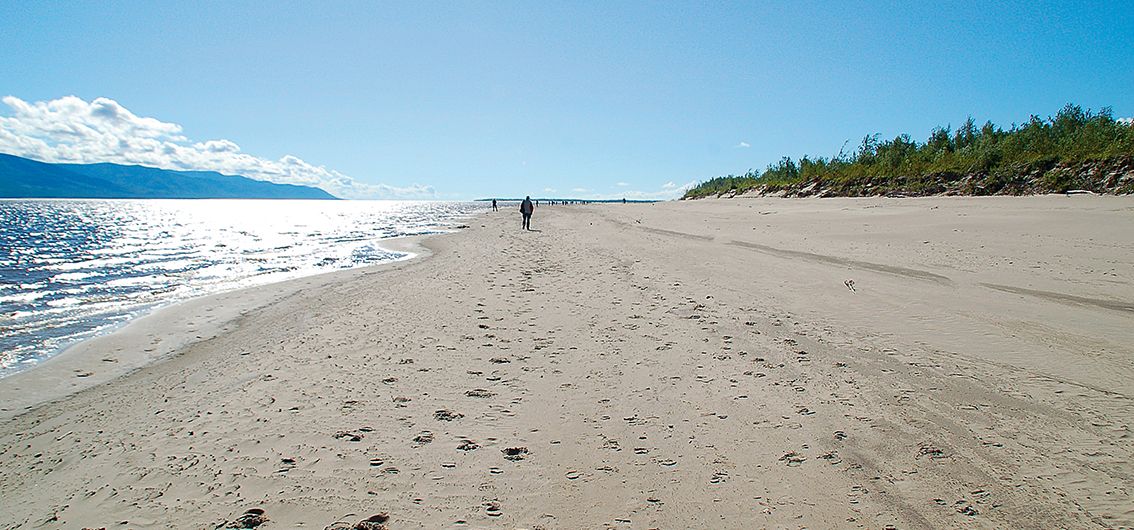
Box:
[683,104,1134,198]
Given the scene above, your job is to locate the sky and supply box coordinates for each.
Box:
[1,1,1132,200]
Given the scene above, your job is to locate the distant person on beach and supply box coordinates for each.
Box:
[520,196,534,230]
[491,199,498,211]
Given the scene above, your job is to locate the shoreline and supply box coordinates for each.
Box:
[0,234,438,421]
[1,197,1131,528]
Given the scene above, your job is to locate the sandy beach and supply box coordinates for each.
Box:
[1,196,1132,529]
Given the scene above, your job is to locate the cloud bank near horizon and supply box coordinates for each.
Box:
[536,180,693,201]
[597,180,696,201]
[0,95,435,199]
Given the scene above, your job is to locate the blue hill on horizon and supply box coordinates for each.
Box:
[0,153,338,199]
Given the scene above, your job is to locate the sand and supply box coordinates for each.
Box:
[1,195,1132,529]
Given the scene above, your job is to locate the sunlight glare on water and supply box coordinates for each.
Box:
[0,199,485,377]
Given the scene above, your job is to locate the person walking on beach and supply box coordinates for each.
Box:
[520,196,535,230]
[491,199,498,211]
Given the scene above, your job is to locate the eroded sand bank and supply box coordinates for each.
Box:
[1,196,1132,528]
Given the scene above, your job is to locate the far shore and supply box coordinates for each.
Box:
[2,195,1132,528]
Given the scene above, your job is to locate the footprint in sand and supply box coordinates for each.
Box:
[779,452,806,466]
[485,501,503,517]
[224,508,268,529]
[334,430,364,442]
[917,443,946,459]
[326,513,390,530]
[277,457,297,474]
[435,409,464,421]
[466,389,496,398]
[359,514,392,529]
[957,504,979,516]
[501,447,529,461]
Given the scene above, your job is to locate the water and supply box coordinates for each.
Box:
[0,199,485,377]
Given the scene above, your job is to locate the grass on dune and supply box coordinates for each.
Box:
[684,104,1134,198]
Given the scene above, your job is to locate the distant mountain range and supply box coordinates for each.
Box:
[0,153,337,199]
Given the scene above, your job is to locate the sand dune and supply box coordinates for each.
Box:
[1,196,1132,528]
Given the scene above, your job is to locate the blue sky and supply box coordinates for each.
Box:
[1,1,1132,200]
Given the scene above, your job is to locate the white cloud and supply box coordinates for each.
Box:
[571,187,589,193]
[736,141,750,148]
[1119,117,1133,125]
[615,181,629,187]
[620,180,696,200]
[0,95,432,199]
[543,187,557,193]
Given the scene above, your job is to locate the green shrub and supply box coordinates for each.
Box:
[683,104,1134,199]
